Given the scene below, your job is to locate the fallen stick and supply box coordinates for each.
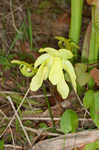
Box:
[32,129,99,150]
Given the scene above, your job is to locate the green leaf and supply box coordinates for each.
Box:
[84,142,96,150]
[91,91,99,128]
[88,77,95,89]
[83,90,94,109]
[63,60,76,91]
[75,63,91,86]
[30,63,47,91]
[60,109,78,134]
[96,140,99,148]
[39,123,48,129]
[84,140,99,150]
[49,57,63,85]
[83,90,99,128]
[94,91,99,112]
[75,63,87,75]
[57,78,69,99]
[77,73,90,86]
[34,54,50,68]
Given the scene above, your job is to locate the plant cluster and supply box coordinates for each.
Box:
[9,0,99,149]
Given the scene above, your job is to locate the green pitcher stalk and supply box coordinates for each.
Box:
[69,0,83,60]
[88,2,99,64]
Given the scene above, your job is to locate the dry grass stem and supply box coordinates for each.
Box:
[0,88,30,138]
[24,126,60,136]
[10,0,22,34]
[7,96,32,147]
[10,128,16,150]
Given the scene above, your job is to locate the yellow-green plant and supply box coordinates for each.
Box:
[12,47,76,99]
[30,47,76,99]
[55,36,79,51]
[11,60,37,77]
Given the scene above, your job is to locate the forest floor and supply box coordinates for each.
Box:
[0,0,95,150]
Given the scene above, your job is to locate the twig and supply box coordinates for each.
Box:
[0,88,30,138]
[22,117,92,122]
[0,109,7,118]
[29,94,51,98]
[81,110,87,128]
[0,90,51,98]
[4,3,25,18]
[0,116,92,122]
[74,91,90,115]
[0,109,14,144]
[22,117,60,121]
[10,128,16,150]
[24,126,60,136]
[10,0,22,34]
[4,144,23,149]
[7,96,32,147]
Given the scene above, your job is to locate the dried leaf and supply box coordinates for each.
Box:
[87,0,97,5]
[90,68,99,86]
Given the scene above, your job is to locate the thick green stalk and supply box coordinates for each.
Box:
[88,3,99,64]
[81,22,92,63]
[69,0,83,59]
[88,7,96,64]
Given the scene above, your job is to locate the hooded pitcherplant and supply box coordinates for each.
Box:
[30,47,76,99]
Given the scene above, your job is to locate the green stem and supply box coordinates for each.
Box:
[27,9,33,50]
[69,0,83,60]
[88,5,99,64]
[88,6,96,64]
[81,22,91,63]
[42,84,56,129]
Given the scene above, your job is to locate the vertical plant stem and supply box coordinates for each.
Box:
[42,84,56,129]
[94,33,99,62]
[88,6,96,64]
[81,22,92,63]
[27,9,33,50]
[88,3,99,64]
[69,0,83,60]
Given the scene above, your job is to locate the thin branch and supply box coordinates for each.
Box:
[74,90,90,115]
[7,96,32,147]
[29,94,51,98]
[10,0,22,34]
[22,117,92,122]
[0,109,14,144]
[81,110,87,128]
[24,126,60,136]
[0,116,92,122]
[4,144,23,149]
[0,88,30,138]
[0,90,51,98]
[10,128,16,150]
